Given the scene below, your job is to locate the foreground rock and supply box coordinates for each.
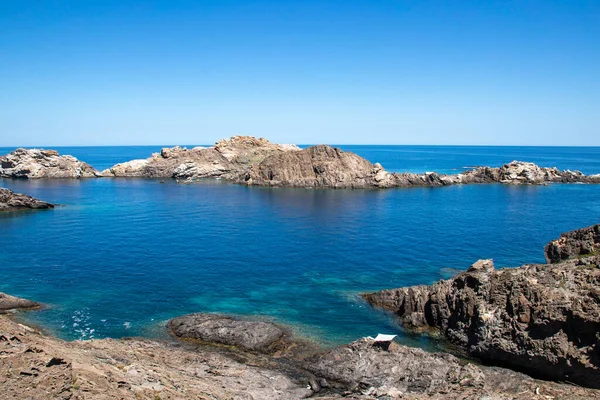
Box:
[0,148,100,179]
[101,136,301,180]
[545,224,600,263]
[0,188,54,211]
[0,315,316,400]
[169,313,289,353]
[363,226,600,388]
[305,337,599,399]
[0,292,41,312]
[3,312,598,400]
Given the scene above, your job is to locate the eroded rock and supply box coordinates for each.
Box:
[545,224,600,263]
[363,227,600,388]
[0,148,100,179]
[0,188,54,211]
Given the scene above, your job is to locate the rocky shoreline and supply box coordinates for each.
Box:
[3,223,600,400]
[2,136,600,188]
[0,188,54,211]
[363,224,600,389]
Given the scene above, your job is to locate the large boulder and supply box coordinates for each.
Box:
[0,188,54,211]
[545,224,600,263]
[168,313,288,353]
[0,148,100,179]
[363,229,600,388]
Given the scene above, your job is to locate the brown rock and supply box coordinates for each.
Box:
[363,233,600,388]
[0,188,54,211]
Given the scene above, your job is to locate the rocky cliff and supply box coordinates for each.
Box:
[0,148,100,179]
[363,225,600,388]
[0,188,54,211]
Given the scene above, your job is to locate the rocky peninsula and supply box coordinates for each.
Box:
[363,224,600,389]
[0,188,54,211]
[2,136,600,188]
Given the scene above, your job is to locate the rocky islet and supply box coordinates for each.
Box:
[2,136,600,188]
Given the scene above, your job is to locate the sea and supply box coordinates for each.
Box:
[1,145,600,349]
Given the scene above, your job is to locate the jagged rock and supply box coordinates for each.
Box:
[102,146,233,178]
[452,160,600,185]
[545,224,600,263]
[214,136,300,166]
[102,136,300,180]
[0,148,100,179]
[168,313,288,353]
[0,188,54,211]
[0,292,41,312]
[363,228,600,388]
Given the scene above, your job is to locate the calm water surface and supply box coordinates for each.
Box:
[1,145,599,347]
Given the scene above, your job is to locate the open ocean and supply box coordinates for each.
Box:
[1,145,600,348]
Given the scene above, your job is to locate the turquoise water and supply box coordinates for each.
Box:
[1,145,600,347]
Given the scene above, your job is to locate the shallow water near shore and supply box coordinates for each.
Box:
[1,145,600,347]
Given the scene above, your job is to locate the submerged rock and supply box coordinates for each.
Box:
[0,292,41,312]
[168,313,288,353]
[363,226,600,388]
[0,188,54,211]
[0,148,100,179]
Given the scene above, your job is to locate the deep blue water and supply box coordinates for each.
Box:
[1,145,600,348]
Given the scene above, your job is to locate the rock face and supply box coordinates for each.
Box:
[0,148,100,179]
[0,188,54,211]
[545,224,600,263]
[363,227,600,388]
[102,136,301,180]
[0,292,41,312]
[169,313,287,353]
[241,145,398,188]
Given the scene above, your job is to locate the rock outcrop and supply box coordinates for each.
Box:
[169,313,289,353]
[0,292,41,312]
[0,188,54,211]
[0,315,315,400]
[545,224,600,263]
[304,337,598,399]
[363,226,600,388]
[0,148,100,179]
[241,145,399,188]
[101,136,301,180]
[241,144,600,188]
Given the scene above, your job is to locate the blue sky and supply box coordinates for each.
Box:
[1,1,598,146]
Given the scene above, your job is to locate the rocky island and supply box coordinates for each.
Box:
[2,136,600,188]
[363,224,600,389]
[0,148,100,179]
[0,188,54,211]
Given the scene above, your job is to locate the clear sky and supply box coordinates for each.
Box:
[1,1,598,146]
